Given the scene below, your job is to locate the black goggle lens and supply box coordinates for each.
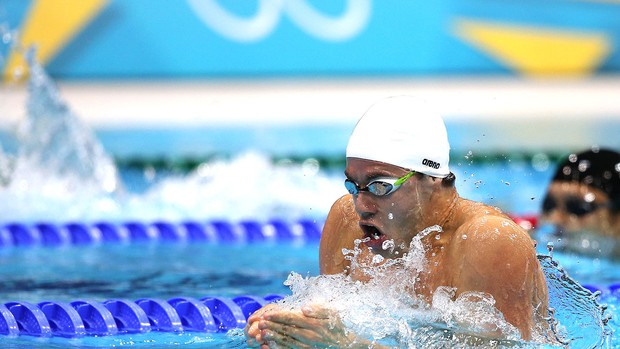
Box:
[542,196,556,214]
[542,195,602,217]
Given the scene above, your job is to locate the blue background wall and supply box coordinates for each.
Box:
[2,0,620,79]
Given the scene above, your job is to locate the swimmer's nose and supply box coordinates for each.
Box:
[352,192,377,219]
[543,208,571,226]
[541,210,571,236]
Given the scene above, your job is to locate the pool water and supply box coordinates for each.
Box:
[0,233,616,348]
[0,243,318,302]
[0,242,318,348]
[1,332,248,349]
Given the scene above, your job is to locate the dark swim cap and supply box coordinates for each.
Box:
[552,148,620,212]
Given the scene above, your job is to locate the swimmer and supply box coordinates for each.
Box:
[245,96,551,347]
[538,148,620,255]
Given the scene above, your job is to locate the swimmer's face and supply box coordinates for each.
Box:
[540,181,616,237]
[344,158,427,258]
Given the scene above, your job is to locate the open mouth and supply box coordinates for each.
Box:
[360,224,386,247]
[360,224,383,239]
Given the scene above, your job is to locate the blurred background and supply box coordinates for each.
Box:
[0,0,620,222]
[1,0,619,162]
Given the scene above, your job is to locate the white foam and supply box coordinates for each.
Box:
[276,226,541,347]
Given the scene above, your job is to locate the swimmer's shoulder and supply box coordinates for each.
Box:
[453,199,534,250]
[449,200,541,286]
[320,195,362,275]
[332,193,355,212]
[324,194,357,226]
[326,194,360,225]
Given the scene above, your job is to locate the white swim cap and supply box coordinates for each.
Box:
[346,95,450,178]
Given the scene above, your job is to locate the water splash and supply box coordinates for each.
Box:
[539,254,611,348]
[534,223,620,260]
[274,224,609,347]
[274,226,587,348]
[132,151,343,222]
[0,144,13,186]
[0,49,342,223]
[0,48,123,222]
[15,49,120,193]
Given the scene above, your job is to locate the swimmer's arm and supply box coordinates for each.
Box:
[455,216,542,340]
[251,304,390,349]
[319,194,361,275]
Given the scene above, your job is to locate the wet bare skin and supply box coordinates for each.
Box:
[246,158,550,347]
[321,193,549,340]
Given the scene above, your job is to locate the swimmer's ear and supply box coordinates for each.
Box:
[301,304,332,319]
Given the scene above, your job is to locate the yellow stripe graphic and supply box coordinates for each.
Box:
[3,0,108,82]
[454,19,611,77]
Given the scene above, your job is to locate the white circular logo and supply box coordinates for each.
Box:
[187,0,372,42]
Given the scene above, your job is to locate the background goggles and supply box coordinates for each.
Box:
[345,171,415,196]
[542,195,608,217]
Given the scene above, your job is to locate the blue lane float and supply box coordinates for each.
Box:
[39,301,86,338]
[583,284,620,298]
[0,219,323,248]
[0,294,284,338]
[0,303,19,337]
[4,301,52,337]
[2,285,617,339]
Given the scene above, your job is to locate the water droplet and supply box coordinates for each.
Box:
[581,239,590,248]
[388,212,394,220]
[531,153,550,172]
[372,254,384,264]
[382,239,395,251]
[578,160,590,172]
[547,242,555,257]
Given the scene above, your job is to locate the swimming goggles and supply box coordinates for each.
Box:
[344,171,415,197]
[542,194,608,217]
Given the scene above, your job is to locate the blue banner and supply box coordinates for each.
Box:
[2,0,619,79]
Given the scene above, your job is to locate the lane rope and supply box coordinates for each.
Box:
[0,294,284,338]
[0,219,324,247]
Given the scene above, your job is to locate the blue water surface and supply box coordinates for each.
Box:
[0,241,318,348]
